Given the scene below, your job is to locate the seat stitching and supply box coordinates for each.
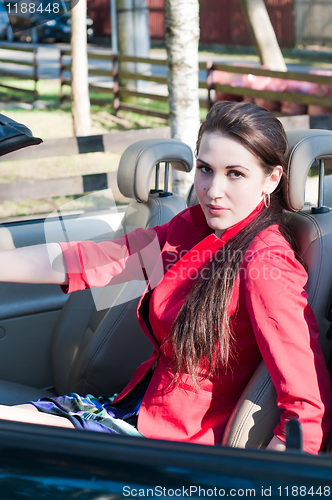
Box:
[229,374,272,447]
[227,372,273,447]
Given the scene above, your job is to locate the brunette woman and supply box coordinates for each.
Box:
[0,101,330,454]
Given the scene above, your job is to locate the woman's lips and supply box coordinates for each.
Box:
[206,204,229,215]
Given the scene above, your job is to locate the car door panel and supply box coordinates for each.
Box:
[0,207,123,388]
[0,310,59,388]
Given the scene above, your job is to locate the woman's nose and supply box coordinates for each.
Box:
[207,175,225,199]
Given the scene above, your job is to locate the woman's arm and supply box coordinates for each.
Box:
[244,244,331,455]
[0,243,68,285]
[58,226,168,293]
[0,219,171,290]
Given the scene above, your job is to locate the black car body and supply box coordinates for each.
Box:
[1,419,332,500]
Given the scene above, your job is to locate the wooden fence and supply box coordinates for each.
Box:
[60,50,170,119]
[59,50,332,119]
[1,44,331,119]
[0,127,171,204]
[0,44,38,99]
[203,62,332,110]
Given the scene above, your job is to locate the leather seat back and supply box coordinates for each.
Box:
[51,139,193,396]
[222,129,332,448]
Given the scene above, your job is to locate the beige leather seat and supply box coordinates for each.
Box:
[221,129,332,449]
[0,138,193,405]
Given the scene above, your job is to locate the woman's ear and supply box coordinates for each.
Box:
[265,165,283,195]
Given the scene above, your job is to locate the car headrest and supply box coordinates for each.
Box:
[285,129,332,212]
[0,114,42,156]
[117,139,193,202]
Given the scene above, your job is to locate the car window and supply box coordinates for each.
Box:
[0,115,126,222]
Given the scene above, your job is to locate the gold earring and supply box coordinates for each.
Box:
[264,192,271,208]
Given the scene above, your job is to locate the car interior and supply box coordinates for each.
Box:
[0,114,331,453]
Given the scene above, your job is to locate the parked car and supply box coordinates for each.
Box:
[0,0,9,39]
[0,114,332,498]
[30,11,93,43]
[4,0,93,42]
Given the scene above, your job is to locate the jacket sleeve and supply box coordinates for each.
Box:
[59,223,170,294]
[244,245,331,454]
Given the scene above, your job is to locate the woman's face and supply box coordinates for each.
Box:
[194,132,282,237]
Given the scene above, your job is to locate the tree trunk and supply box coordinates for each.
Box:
[117,0,150,91]
[240,0,287,71]
[71,0,91,136]
[165,0,200,197]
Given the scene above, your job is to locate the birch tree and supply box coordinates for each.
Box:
[71,0,91,136]
[240,0,287,71]
[165,0,200,197]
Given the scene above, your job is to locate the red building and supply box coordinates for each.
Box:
[88,0,294,48]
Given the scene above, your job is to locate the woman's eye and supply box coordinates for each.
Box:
[196,165,212,174]
[228,170,244,179]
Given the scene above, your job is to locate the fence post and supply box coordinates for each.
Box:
[33,48,38,100]
[206,61,214,110]
[112,54,120,114]
[59,50,65,103]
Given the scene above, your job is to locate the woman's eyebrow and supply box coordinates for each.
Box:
[226,164,250,171]
[197,158,250,171]
[196,158,210,166]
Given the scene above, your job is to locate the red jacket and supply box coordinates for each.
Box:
[60,202,331,454]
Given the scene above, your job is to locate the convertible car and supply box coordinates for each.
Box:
[0,114,331,499]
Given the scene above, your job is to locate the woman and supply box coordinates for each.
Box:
[0,101,330,454]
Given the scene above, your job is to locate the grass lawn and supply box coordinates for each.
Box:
[0,77,168,138]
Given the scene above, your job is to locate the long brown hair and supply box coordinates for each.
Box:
[169,101,290,389]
